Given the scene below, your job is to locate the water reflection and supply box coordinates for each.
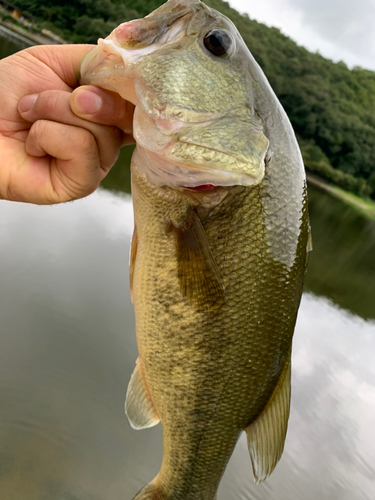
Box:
[0,192,162,499]
[305,184,375,320]
[0,25,33,58]
[0,191,374,499]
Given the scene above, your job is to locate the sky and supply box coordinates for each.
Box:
[228,0,375,71]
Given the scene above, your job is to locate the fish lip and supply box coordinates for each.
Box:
[135,145,262,189]
[79,41,125,88]
[79,39,148,99]
[79,7,194,90]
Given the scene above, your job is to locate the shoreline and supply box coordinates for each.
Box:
[0,21,35,46]
[0,17,66,45]
[306,173,375,220]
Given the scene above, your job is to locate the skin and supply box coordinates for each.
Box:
[0,44,135,204]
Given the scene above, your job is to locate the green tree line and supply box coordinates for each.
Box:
[12,0,375,198]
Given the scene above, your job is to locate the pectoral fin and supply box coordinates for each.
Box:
[172,208,225,310]
[245,354,291,484]
[125,358,160,429]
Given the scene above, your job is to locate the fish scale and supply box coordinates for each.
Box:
[79,0,310,498]
[129,161,307,497]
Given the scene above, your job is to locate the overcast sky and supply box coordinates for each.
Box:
[229,0,375,71]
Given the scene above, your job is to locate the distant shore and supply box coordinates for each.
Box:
[0,17,66,45]
[307,173,375,220]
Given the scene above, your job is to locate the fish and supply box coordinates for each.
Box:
[79,0,311,498]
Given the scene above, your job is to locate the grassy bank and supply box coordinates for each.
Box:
[307,173,375,221]
[0,5,65,44]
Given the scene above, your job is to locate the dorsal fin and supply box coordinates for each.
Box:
[245,353,291,484]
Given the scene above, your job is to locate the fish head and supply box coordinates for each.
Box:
[80,0,269,188]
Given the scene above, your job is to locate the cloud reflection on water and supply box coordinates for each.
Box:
[221,293,375,499]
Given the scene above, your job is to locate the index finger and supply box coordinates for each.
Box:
[25,44,96,89]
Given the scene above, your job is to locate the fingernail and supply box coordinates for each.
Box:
[74,90,102,114]
[19,94,38,113]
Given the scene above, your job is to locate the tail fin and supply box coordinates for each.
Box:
[132,482,162,500]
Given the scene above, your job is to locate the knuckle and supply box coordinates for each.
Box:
[43,91,63,116]
[31,119,47,137]
[73,129,102,170]
[107,125,124,143]
[77,128,97,152]
[62,178,95,201]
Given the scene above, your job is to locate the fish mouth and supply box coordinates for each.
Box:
[187,184,215,190]
[79,40,139,104]
[79,8,194,100]
[134,138,264,190]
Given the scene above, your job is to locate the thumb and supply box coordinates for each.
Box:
[70,86,135,144]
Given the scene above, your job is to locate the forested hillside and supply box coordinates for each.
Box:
[12,0,375,198]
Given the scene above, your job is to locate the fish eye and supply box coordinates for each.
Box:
[203,29,233,57]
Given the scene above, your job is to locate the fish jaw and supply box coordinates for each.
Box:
[79,4,269,189]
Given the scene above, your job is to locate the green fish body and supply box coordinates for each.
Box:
[80,1,310,498]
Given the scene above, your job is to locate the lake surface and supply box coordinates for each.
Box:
[1,33,375,500]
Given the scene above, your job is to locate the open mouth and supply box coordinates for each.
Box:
[187,184,215,191]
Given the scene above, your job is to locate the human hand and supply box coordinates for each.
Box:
[0,45,134,204]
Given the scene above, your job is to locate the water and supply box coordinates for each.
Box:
[0,25,34,58]
[1,34,375,500]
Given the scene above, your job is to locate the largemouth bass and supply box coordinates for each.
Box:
[80,1,310,498]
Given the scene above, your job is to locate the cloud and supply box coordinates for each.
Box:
[228,0,375,70]
[287,0,375,67]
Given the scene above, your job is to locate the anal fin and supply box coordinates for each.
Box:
[125,358,160,430]
[245,353,291,484]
